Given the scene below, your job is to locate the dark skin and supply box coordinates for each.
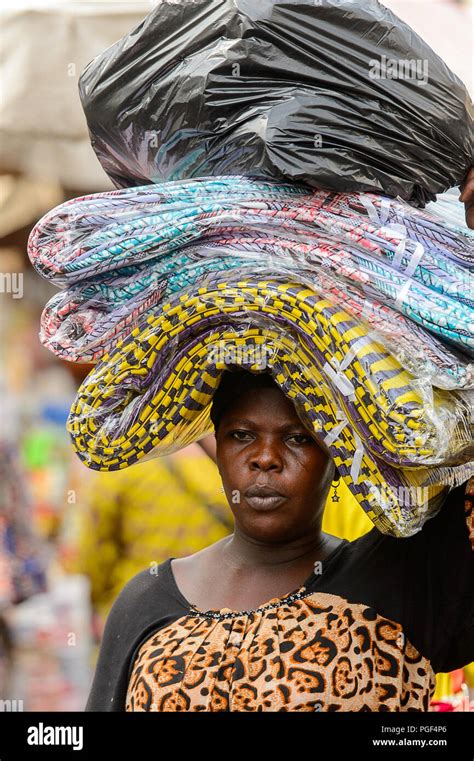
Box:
[460,166,474,230]
[171,386,342,612]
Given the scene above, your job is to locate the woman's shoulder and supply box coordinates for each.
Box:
[85,559,190,710]
[344,480,473,571]
[105,559,181,628]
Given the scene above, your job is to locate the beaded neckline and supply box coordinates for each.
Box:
[188,586,315,620]
[169,538,348,621]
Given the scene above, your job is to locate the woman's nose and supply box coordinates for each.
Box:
[249,440,283,471]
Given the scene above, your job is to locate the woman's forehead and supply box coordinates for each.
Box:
[221,416,308,432]
[219,387,308,429]
[228,385,292,408]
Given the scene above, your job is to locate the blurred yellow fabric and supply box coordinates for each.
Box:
[72,446,232,621]
[322,478,373,541]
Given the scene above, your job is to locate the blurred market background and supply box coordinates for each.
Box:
[0,0,472,712]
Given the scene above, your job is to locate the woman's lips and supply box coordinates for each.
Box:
[244,494,287,511]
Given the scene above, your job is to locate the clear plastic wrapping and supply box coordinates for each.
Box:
[28,177,474,540]
[29,177,474,386]
[66,274,473,538]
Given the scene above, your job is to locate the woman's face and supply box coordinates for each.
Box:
[215,386,335,543]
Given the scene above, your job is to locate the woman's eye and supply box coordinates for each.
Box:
[229,431,311,444]
[231,431,252,441]
[287,434,311,444]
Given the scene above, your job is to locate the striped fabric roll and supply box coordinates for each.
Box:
[30,178,473,286]
[68,275,473,537]
[29,178,474,379]
[40,245,472,390]
[28,177,474,540]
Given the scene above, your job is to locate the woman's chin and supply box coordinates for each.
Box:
[237,513,298,543]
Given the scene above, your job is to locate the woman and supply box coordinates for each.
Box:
[85,370,474,712]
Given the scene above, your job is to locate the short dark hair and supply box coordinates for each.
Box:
[210,370,282,432]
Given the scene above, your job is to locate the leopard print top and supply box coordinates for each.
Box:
[82,482,472,712]
[125,589,435,712]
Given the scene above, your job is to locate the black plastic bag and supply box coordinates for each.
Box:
[79,0,473,205]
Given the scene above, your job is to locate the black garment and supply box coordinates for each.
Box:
[85,482,474,711]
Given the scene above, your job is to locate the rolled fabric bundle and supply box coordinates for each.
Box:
[29,179,473,287]
[40,244,473,390]
[28,176,309,285]
[302,268,474,392]
[28,176,474,540]
[67,274,474,540]
[29,179,474,367]
[39,253,258,362]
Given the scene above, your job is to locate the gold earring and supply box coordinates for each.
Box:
[331,476,340,503]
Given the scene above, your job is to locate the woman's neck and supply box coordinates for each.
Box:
[219,526,333,572]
